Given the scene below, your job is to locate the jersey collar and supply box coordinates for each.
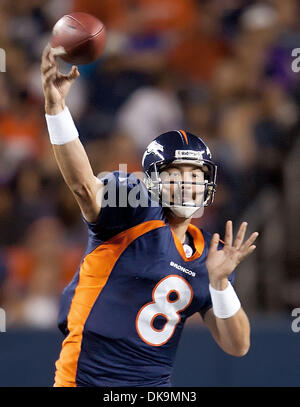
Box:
[171,223,205,262]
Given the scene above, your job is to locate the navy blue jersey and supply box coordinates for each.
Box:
[55,171,236,387]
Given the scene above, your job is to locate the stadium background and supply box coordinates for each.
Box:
[0,0,299,386]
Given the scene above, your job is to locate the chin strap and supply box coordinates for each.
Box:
[169,206,203,219]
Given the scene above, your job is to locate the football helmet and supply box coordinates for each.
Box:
[142,130,217,218]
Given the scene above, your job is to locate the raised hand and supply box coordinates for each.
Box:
[206,221,259,290]
[41,44,80,115]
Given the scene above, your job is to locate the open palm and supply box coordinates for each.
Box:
[206,221,259,284]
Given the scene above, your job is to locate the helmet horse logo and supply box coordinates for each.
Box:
[142,140,164,166]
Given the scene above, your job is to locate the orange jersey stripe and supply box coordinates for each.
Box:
[179,130,189,144]
[54,219,166,387]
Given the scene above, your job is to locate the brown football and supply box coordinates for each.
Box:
[50,12,106,65]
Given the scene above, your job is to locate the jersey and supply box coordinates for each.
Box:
[55,171,236,387]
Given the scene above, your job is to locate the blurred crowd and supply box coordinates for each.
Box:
[0,0,299,328]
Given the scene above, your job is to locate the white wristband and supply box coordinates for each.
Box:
[45,106,79,145]
[209,281,241,319]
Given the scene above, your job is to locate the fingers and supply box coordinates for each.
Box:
[42,43,51,60]
[42,63,57,76]
[41,44,79,87]
[41,44,59,74]
[43,66,57,84]
[60,66,80,83]
[233,221,248,249]
[48,51,58,70]
[237,231,259,263]
[239,243,257,262]
[66,66,80,81]
[41,57,56,76]
[208,233,220,255]
[240,232,259,252]
[41,44,54,68]
[224,220,233,246]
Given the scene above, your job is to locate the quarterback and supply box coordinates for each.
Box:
[41,45,258,387]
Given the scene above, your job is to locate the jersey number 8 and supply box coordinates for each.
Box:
[136,275,193,346]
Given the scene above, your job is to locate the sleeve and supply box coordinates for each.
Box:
[199,235,237,319]
[82,171,163,241]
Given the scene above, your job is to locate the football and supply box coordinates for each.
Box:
[50,12,106,65]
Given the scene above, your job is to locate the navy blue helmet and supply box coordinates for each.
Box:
[142,130,217,209]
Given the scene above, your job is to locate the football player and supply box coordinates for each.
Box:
[41,45,258,387]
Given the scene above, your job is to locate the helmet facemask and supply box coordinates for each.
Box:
[144,160,217,219]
